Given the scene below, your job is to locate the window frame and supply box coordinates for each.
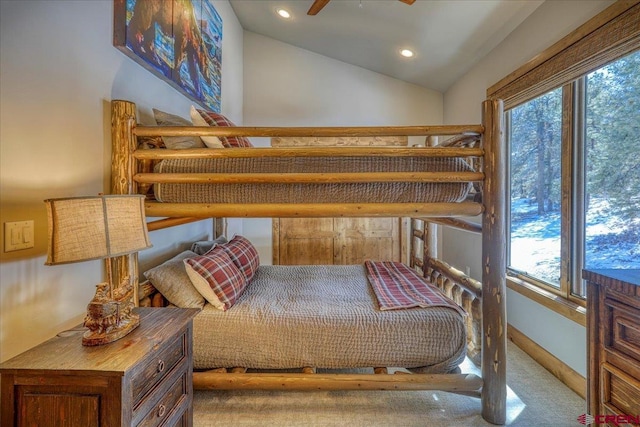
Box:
[504,86,566,295]
[504,81,589,307]
[487,1,640,322]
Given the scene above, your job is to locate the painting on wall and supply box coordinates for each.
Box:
[114,0,222,112]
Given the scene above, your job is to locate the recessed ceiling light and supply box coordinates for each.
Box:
[400,49,415,58]
[276,8,291,19]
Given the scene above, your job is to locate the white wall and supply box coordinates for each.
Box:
[442,0,615,376]
[0,0,243,362]
[241,32,443,263]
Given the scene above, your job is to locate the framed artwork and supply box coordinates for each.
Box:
[114,0,222,112]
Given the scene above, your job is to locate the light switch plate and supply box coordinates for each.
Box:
[4,220,34,252]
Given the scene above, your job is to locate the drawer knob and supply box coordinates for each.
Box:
[157,360,165,373]
[157,404,166,418]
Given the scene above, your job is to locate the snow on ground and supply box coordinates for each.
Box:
[510,197,639,286]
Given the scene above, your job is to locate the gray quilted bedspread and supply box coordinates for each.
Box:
[192,265,466,373]
[154,156,473,204]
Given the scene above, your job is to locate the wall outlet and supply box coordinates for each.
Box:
[4,220,34,252]
[465,266,471,276]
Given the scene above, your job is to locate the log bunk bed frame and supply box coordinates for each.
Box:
[111,99,507,425]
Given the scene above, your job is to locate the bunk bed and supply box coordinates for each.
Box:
[110,99,507,425]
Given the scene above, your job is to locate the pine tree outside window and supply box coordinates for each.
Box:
[505,51,639,299]
[489,2,639,316]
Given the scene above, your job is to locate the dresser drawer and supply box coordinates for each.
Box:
[132,330,188,406]
[605,297,640,364]
[135,366,190,427]
[600,363,640,417]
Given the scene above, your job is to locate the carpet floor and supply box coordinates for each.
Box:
[193,341,585,426]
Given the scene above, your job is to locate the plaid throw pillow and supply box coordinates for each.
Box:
[184,247,247,311]
[221,235,260,283]
[192,108,253,148]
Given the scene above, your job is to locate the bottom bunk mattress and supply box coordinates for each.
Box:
[192,264,466,373]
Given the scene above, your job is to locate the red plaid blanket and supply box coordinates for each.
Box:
[364,260,466,315]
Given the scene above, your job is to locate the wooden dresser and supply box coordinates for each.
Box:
[584,269,640,421]
[0,307,198,427]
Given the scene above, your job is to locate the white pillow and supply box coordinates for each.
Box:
[190,105,224,148]
[143,250,205,309]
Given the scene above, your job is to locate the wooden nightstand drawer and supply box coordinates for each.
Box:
[132,331,188,407]
[134,365,190,427]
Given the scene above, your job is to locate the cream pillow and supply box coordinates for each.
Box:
[190,106,224,148]
[152,108,205,149]
[143,250,205,309]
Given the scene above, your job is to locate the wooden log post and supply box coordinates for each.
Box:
[144,201,484,219]
[147,217,202,231]
[193,372,484,392]
[135,171,485,185]
[481,99,507,424]
[111,100,141,306]
[420,217,482,234]
[214,217,225,240]
[462,292,482,364]
[133,124,485,139]
[410,218,424,269]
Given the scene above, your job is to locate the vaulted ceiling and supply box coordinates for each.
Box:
[229,0,544,92]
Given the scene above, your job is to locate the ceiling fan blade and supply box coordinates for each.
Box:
[308,0,331,15]
[398,0,416,4]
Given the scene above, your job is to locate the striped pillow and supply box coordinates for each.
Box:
[192,108,253,148]
[221,235,260,283]
[184,246,247,311]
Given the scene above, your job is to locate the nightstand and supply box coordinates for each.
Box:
[0,307,199,427]
[584,269,640,422]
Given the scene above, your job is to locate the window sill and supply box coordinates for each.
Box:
[506,276,586,327]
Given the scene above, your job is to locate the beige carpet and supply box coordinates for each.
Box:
[193,341,585,426]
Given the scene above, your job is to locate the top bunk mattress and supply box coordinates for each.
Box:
[153,156,474,204]
[192,264,466,373]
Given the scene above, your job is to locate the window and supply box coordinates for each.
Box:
[505,50,640,301]
[490,3,640,312]
[508,88,563,288]
[584,54,640,272]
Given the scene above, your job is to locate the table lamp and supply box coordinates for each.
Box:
[45,195,152,346]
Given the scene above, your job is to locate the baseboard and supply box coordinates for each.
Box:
[507,324,586,399]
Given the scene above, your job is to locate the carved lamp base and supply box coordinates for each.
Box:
[82,312,140,346]
[82,280,140,346]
